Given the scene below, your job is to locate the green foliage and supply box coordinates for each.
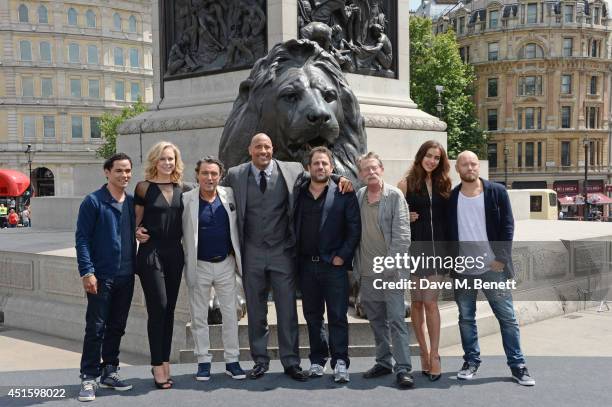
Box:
[96,99,148,159]
[409,16,487,159]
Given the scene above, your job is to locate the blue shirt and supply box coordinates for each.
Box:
[117,200,134,276]
[250,160,274,187]
[197,194,231,261]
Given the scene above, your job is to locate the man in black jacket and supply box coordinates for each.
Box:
[294,146,361,383]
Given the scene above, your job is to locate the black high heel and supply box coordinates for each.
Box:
[151,367,172,389]
[429,356,442,382]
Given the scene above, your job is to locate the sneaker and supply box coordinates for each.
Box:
[225,362,246,380]
[457,362,479,380]
[333,360,350,383]
[78,379,97,402]
[309,363,326,377]
[196,362,211,381]
[511,366,535,386]
[99,365,132,391]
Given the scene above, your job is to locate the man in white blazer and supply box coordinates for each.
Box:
[182,156,245,381]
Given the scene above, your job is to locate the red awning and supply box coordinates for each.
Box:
[558,195,575,205]
[0,169,30,197]
[588,193,612,205]
[558,193,612,205]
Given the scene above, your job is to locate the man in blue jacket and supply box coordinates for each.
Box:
[75,153,136,401]
[294,146,361,383]
[447,151,534,386]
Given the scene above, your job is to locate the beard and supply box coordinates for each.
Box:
[459,173,478,183]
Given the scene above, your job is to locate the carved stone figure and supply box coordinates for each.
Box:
[219,39,367,183]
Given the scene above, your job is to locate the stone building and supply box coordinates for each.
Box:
[0,0,153,197]
[435,0,612,215]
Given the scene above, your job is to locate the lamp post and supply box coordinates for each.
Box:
[583,137,590,220]
[24,144,33,183]
[435,85,444,118]
[504,143,509,188]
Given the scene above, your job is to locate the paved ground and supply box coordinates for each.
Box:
[1,307,611,406]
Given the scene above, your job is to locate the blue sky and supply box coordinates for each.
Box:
[410,0,421,11]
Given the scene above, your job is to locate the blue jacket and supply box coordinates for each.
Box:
[447,178,515,278]
[294,180,361,267]
[75,185,136,278]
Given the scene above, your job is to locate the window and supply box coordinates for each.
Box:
[488,42,499,61]
[71,116,83,138]
[68,43,80,63]
[67,8,77,26]
[530,196,542,212]
[86,10,96,28]
[519,107,542,130]
[38,5,48,24]
[87,45,98,64]
[487,109,498,131]
[590,40,600,57]
[564,5,574,23]
[113,13,121,31]
[587,106,599,128]
[22,77,34,97]
[561,75,572,94]
[18,4,28,23]
[20,40,32,61]
[590,76,598,95]
[488,78,498,97]
[594,7,601,25]
[39,41,51,62]
[459,16,465,34]
[42,78,53,97]
[459,46,469,63]
[129,48,139,68]
[114,47,124,66]
[115,81,125,100]
[563,38,573,57]
[90,117,101,138]
[128,15,137,33]
[589,141,595,166]
[525,142,534,167]
[43,116,55,138]
[517,142,523,167]
[23,116,36,140]
[489,10,499,28]
[70,78,82,97]
[522,43,543,59]
[488,143,498,168]
[88,79,99,98]
[561,141,571,166]
[537,142,542,167]
[519,76,542,96]
[130,82,141,101]
[527,3,537,23]
[561,106,571,128]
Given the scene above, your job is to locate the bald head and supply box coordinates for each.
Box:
[248,133,274,170]
[455,150,480,183]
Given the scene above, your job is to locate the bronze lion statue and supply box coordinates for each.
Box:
[219,39,366,182]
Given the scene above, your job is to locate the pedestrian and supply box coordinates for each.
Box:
[295,147,361,383]
[398,140,451,381]
[448,151,535,386]
[133,141,188,389]
[8,208,19,228]
[21,205,31,227]
[0,203,8,228]
[75,153,136,402]
[355,152,415,388]
[222,133,352,381]
[182,157,246,381]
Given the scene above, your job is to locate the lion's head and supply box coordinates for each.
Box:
[219,39,366,182]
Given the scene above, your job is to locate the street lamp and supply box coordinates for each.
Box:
[583,137,590,220]
[24,144,33,183]
[504,143,510,188]
[435,85,444,118]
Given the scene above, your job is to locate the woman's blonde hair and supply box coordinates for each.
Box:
[144,141,184,184]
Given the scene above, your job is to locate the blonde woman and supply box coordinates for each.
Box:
[135,141,188,389]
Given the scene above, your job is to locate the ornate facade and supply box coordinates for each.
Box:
[0,0,153,196]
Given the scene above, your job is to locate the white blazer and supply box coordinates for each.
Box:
[182,185,243,287]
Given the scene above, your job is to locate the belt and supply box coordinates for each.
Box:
[201,254,228,263]
[303,255,321,263]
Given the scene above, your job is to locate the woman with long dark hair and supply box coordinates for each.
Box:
[398,140,451,381]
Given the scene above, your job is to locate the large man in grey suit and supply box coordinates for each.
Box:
[223,133,350,381]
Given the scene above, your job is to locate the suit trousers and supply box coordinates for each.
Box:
[242,241,300,369]
[361,280,412,373]
[187,256,240,364]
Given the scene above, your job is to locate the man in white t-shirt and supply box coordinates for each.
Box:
[447,151,535,386]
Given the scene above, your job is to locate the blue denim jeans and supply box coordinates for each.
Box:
[454,270,526,368]
[80,275,135,378]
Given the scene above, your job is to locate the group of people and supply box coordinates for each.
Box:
[75,135,535,402]
[0,203,30,228]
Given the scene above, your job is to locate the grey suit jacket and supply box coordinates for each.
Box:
[222,159,305,249]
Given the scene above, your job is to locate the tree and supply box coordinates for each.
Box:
[96,99,147,159]
[409,16,487,158]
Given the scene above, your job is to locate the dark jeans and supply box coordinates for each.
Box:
[80,275,135,379]
[137,242,184,366]
[454,270,526,368]
[299,259,349,369]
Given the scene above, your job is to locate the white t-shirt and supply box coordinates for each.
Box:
[457,191,494,275]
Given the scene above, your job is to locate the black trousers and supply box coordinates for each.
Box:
[80,275,135,378]
[137,241,184,366]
